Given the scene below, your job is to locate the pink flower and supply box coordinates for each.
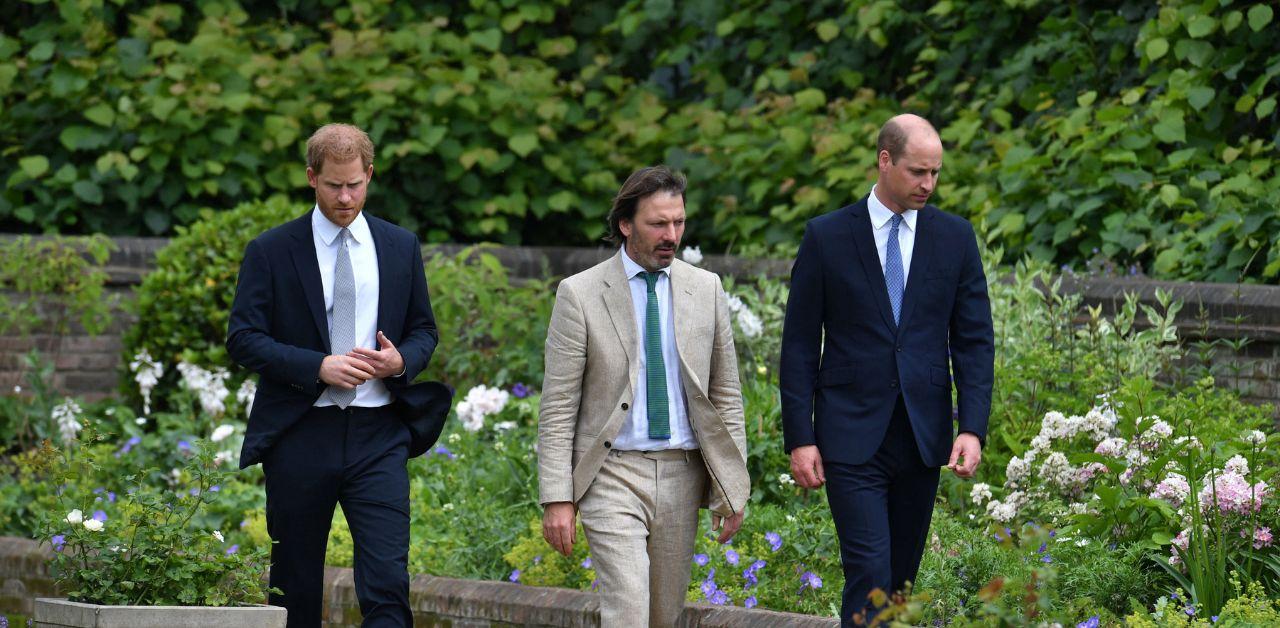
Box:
[1247,527,1273,549]
[1152,473,1190,508]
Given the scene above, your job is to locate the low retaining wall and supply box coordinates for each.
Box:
[0,537,836,627]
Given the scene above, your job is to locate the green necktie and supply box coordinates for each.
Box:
[642,271,670,440]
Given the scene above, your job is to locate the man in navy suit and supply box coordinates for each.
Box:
[780,114,994,625]
[227,123,438,627]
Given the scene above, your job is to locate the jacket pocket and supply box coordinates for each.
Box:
[930,366,951,387]
[817,365,861,388]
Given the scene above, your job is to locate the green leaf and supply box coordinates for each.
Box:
[59,125,108,151]
[1223,10,1243,33]
[1154,248,1181,274]
[19,155,49,178]
[470,28,502,52]
[72,180,104,204]
[1185,14,1215,38]
[816,20,840,43]
[793,88,826,111]
[507,133,538,157]
[1145,38,1169,61]
[28,40,55,62]
[1248,4,1273,32]
[1186,86,1215,111]
[1076,91,1097,107]
[1256,97,1276,119]
[1152,110,1185,143]
[1158,184,1180,207]
[83,103,115,127]
[715,18,736,37]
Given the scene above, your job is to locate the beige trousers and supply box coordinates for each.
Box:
[578,448,708,628]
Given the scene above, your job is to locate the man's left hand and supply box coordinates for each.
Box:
[947,432,982,478]
[711,510,744,544]
[348,331,405,379]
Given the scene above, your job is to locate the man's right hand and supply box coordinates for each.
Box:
[542,501,577,557]
[319,355,376,389]
[790,445,826,489]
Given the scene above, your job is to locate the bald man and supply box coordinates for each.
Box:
[779,114,994,625]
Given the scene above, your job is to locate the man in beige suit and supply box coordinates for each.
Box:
[538,166,750,627]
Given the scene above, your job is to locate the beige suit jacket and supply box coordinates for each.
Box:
[537,251,750,516]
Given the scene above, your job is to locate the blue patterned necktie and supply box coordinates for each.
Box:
[885,214,904,325]
[329,228,357,408]
[642,271,670,440]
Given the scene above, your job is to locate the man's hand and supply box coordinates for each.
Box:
[542,502,577,557]
[789,445,826,488]
[947,432,982,478]
[347,331,405,379]
[711,510,744,544]
[319,355,376,389]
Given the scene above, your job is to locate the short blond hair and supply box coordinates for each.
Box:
[306,123,374,173]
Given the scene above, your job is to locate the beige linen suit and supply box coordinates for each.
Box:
[538,251,750,626]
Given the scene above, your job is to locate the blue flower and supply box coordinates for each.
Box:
[1185,606,1196,617]
[51,535,65,552]
[225,544,239,556]
[92,510,107,522]
[508,569,521,583]
[107,491,116,503]
[744,596,757,609]
[1040,554,1053,564]
[709,590,729,605]
[177,440,191,452]
[765,531,782,552]
[693,553,709,566]
[1077,616,1100,628]
[799,571,823,592]
[724,548,739,566]
[209,485,220,492]
[1211,616,1219,623]
[532,555,542,565]
[1037,542,1047,554]
[432,445,457,460]
[581,557,592,569]
[511,383,531,399]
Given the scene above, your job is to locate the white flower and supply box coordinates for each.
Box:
[448,433,461,444]
[65,509,83,525]
[442,503,454,511]
[129,350,164,415]
[177,362,231,417]
[1094,437,1128,458]
[213,450,235,467]
[52,398,84,444]
[1151,472,1190,508]
[681,246,703,265]
[83,519,104,532]
[1038,452,1076,489]
[210,424,235,443]
[456,385,511,432]
[725,294,744,314]
[1141,418,1173,444]
[970,483,993,506]
[12,385,20,394]
[1224,454,1249,476]
[986,498,1017,522]
[494,441,506,451]
[212,530,224,543]
[779,473,796,487]
[493,421,517,432]
[1075,538,1090,547]
[236,378,257,417]
[736,307,764,339]
[1005,456,1030,485]
[1246,430,1267,446]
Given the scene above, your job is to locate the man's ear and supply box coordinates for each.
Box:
[306,166,318,188]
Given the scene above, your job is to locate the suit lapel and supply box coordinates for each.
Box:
[895,206,935,335]
[847,201,897,334]
[367,215,394,335]
[600,252,637,368]
[669,261,703,393]
[288,213,330,351]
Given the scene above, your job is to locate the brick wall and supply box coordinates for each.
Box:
[0,536,836,627]
[2,236,1278,417]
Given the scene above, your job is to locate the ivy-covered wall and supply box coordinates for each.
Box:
[2,0,1277,281]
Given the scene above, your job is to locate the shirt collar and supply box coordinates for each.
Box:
[620,246,671,279]
[312,206,371,246]
[868,185,917,232]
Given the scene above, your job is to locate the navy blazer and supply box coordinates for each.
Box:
[779,197,994,467]
[226,210,439,468]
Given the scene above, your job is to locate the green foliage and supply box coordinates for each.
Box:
[0,234,114,337]
[2,1,1277,281]
[122,195,298,407]
[30,432,273,606]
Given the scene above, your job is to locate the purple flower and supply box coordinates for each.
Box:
[743,559,766,587]
[693,553,709,566]
[1037,542,1047,554]
[765,531,782,552]
[581,557,592,569]
[533,555,542,565]
[724,548,739,566]
[107,491,116,503]
[432,445,457,460]
[190,488,200,496]
[511,383,531,399]
[1040,554,1053,564]
[708,590,729,605]
[799,571,823,592]
[92,510,107,522]
[225,544,239,556]
[1077,616,1100,628]
[508,569,521,583]
[744,596,757,609]
[177,440,191,452]
[120,436,141,455]
[51,535,66,552]
[700,578,718,598]
[209,485,220,492]
[1185,606,1196,617]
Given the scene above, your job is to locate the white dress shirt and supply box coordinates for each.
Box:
[310,208,391,407]
[868,185,918,284]
[614,247,697,451]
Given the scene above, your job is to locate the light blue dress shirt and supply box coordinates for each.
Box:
[615,247,696,451]
[868,185,918,284]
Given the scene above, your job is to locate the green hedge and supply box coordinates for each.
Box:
[2,0,1277,281]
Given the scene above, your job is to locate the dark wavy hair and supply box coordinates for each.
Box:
[604,166,687,245]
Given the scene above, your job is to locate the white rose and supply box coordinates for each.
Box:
[65,509,83,525]
[83,519,104,532]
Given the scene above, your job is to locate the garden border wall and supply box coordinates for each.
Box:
[1,236,1278,416]
[0,536,836,627]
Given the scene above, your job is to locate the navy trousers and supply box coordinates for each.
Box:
[824,397,940,626]
[263,405,412,628]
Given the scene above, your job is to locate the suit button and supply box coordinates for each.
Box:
[896,346,902,352]
[604,441,612,449]
[621,403,629,411]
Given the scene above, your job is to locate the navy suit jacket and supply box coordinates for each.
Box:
[779,197,994,467]
[226,210,439,468]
